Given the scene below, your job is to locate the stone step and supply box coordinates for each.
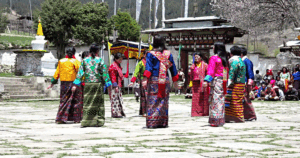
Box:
[0,77,29,82]
[8,91,42,95]
[4,84,35,88]
[0,81,29,85]
[4,87,38,92]
[10,94,45,99]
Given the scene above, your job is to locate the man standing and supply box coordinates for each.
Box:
[225,46,246,123]
[177,68,185,95]
[241,47,256,121]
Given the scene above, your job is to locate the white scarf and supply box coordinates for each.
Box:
[242,56,248,61]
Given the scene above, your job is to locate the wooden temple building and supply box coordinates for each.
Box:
[278,27,300,56]
[142,16,247,87]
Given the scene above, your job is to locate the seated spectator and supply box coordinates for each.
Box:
[263,69,269,80]
[250,82,259,99]
[273,86,285,101]
[286,85,299,101]
[264,78,270,85]
[267,69,273,80]
[257,83,267,100]
[254,70,262,86]
[264,85,277,101]
[269,75,276,87]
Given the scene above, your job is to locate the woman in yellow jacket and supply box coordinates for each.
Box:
[48,47,82,124]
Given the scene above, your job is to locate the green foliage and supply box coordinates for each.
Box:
[247,42,270,56]
[0,11,8,33]
[73,2,111,45]
[0,36,34,49]
[274,48,280,57]
[35,0,81,59]
[112,11,141,41]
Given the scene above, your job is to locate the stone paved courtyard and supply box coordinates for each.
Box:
[0,95,300,158]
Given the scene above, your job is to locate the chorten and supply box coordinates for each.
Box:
[31,17,47,50]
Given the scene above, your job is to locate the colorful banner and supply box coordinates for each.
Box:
[110,43,148,59]
[136,0,143,22]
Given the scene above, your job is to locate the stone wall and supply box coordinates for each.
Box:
[27,77,60,98]
[248,52,300,75]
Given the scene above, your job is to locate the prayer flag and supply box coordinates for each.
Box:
[155,0,160,28]
[136,0,143,22]
[184,0,189,18]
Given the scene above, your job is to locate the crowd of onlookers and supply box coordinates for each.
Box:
[250,64,300,101]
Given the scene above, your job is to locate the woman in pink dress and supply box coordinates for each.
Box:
[204,42,228,127]
[189,52,209,117]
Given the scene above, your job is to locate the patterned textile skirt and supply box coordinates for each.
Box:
[225,83,245,123]
[146,76,170,128]
[109,87,126,118]
[243,85,257,121]
[191,81,209,117]
[139,84,147,115]
[208,78,225,127]
[81,82,105,127]
[56,81,83,123]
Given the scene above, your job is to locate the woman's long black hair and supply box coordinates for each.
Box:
[89,44,100,59]
[153,34,167,52]
[214,42,228,67]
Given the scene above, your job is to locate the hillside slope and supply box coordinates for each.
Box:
[0,0,213,29]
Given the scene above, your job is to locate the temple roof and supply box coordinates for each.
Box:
[163,16,228,23]
[278,41,300,47]
[142,25,244,35]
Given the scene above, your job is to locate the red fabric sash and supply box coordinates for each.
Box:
[113,62,124,81]
[150,50,172,98]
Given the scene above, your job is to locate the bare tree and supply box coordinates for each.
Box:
[211,0,300,33]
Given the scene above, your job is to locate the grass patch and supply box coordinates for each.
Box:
[64,143,76,148]
[0,35,34,48]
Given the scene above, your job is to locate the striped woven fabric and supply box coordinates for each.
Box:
[225,83,245,123]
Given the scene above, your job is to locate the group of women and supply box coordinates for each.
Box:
[49,34,255,128]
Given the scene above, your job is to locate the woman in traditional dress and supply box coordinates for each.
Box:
[204,42,228,127]
[189,52,209,117]
[129,52,148,116]
[48,47,82,124]
[280,67,291,92]
[72,44,111,127]
[143,35,178,128]
[108,52,126,118]
[225,46,246,123]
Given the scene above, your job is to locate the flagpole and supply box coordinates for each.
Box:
[113,0,117,42]
[162,0,165,28]
[127,41,130,95]
[148,0,152,43]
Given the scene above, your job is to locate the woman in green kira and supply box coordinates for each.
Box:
[72,44,112,127]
